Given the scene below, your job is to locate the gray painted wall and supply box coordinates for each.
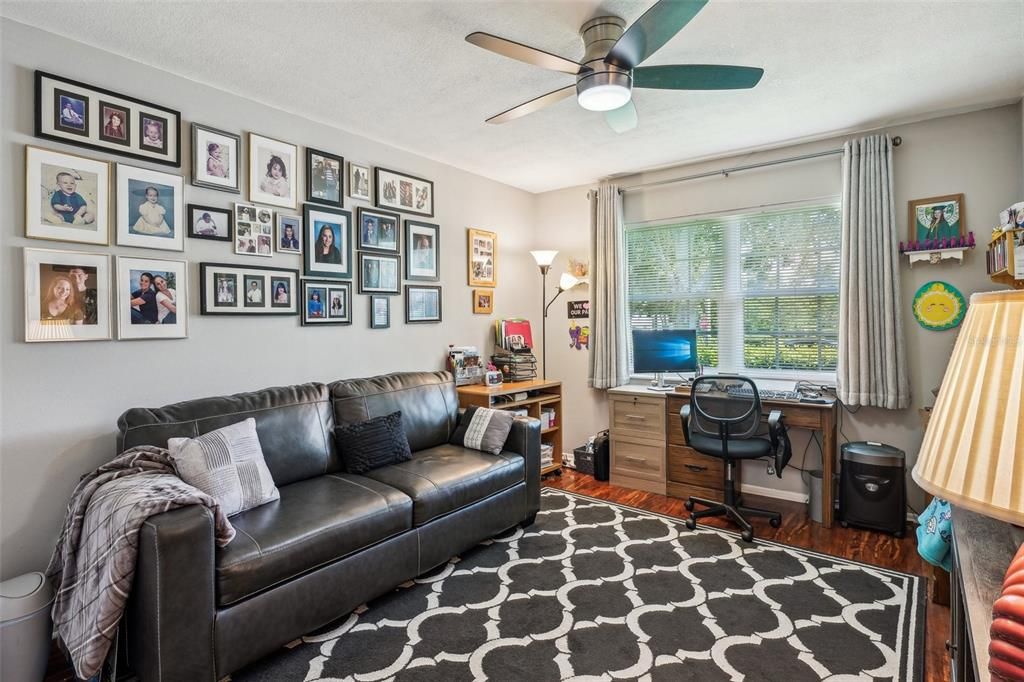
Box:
[0,19,540,579]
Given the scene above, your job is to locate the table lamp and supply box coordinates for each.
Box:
[530,250,579,379]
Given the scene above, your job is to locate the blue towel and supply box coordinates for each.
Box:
[916,497,952,571]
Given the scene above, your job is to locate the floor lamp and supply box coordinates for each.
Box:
[530,250,579,379]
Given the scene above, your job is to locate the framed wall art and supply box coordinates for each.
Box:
[115,163,184,251]
[187,204,232,242]
[307,147,343,207]
[908,193,965,245]
[191,123,241,193]
[467,227,496,287]
[359,253,401,294]
[405,219,439,281]
[200,262,299,315]
[304,204,352,279]
[357,206,400,253]
[473,289,493,315]
[350,162,371,202]
[24,247,111,342]
[233,203,273,256]
[35,71,181,167]
[276,213,302,254]
[370,295,390,329]
[302,280,352,326]
[116,255,187,340]
[405,285,442,323]
[374,166,434,217]
[25,145,110,245]
[249,133,298,209]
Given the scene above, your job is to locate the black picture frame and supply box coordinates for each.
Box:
[374,166,434,218]
[35,71,182,167]
[370,295,390,329]
[199,262,299,315]
[357,206,401,254]
[405,285,442,323]
[301,280,352,326]
[187,204,233,242]
[358,252,401,295]
[303,204,353,279]
[306,148,344,207]
[405,219,440,281]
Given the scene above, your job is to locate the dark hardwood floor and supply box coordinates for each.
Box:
[45,468,950,681]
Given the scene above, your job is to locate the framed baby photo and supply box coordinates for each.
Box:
[199,262,299,315]
[233,203,273,257]
[276,213,302,254]
[349,162,371,202]
[374,166,434,217]
[307,148,344,207]
[35,71,181,167]
[357,206,400,253]
[115,164,184,251]
[467,227,496,287]
[405,285,442,323]
[191,123,241,193]
[405,219,440,281]
[302,280,352,326]
[473,289,493,315]
[370,295,390,329]
[304,204,353,279]
[249,132,297,209]
[25,145,110,246]
[187,204,232,242]
[116,255,187,340]
[359,253,401,295]
[24,247,111,342]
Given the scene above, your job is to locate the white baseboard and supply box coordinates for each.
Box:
[739,482,809,504]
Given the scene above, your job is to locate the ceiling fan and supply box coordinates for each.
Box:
[465,0,764,133]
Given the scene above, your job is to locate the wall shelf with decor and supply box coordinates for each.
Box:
[986,229,1024,289]
[899,233,975,267]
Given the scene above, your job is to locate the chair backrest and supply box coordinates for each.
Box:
[689,376,762,441]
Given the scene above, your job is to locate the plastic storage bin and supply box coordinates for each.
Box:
[1,571,55,682]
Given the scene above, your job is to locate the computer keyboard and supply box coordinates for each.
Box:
[725,386,801,402]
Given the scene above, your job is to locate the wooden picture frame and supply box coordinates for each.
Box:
[908,193,965,245]
[200,262,299,315]
[405,285,442,323]
[467,227,497,287]
[473,288,493,314]
[374,166,434,217]
[306,147,344,207]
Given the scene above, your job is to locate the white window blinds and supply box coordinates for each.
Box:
[625,202,841,376]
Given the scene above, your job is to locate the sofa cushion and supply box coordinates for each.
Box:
[362,444,524,526]
[118,383,338,487]
[450,406,516,455]
[335,411,412,474]
[214,474,412,605]
[329,372,458,452]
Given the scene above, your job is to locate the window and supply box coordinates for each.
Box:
[625,202,841,377]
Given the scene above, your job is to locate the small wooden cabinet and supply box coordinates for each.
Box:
[607,389,666,494]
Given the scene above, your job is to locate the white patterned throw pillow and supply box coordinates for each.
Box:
[169,418,279,517]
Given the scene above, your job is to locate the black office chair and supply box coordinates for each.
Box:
[679,376,792,542]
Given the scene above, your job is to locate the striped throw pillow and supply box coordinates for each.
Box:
[450,406,515,455]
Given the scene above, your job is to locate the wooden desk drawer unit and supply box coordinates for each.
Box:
[610,435,665,482]
[610,394,665,436]
[667,445,725,491]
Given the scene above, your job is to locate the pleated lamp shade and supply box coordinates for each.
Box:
[912,290,1024,524]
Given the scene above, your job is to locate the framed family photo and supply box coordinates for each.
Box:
[249,133,297,209]
[307,148,343,207]
[359,253,400,294]
[24,247,111,342]
[25,145,110,246]
[304,204,352,279]
[405,219,440,281]
[234,203,273,256]
[908,193,965,244]
[276,213,302,254]
[200,262,298,315]
[187,204,232,241]
[374,167,434,217]
[115,163,184,251]
[357,206,400,253]
[191,123,241,193]
[116,256,187,340]
[467,227,496,287]
[302,280,352,326]
[35,71,181,167]
[405,285,442,323]
[370,295,390,329]
[350,162,371,202]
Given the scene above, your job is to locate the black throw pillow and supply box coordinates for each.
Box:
[334,411,412,474]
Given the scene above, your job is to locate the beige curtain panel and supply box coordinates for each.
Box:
[837,134,911,409]
[588,183,629,389]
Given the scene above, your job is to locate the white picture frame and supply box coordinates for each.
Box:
[24,247,111,342]
[116,255,188,339]
[25,145,110,245]
[115,163,184,251]
[248,132,297,209]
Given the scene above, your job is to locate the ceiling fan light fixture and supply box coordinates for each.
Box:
[576,69,632,112]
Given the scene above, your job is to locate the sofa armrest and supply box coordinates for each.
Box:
[126,505,217,682]
[504,417,542,520]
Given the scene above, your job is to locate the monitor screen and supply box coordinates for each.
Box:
[632,329,698,373]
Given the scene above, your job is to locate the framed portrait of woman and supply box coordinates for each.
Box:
[303,204,352,279]
[115,163,184,251]
[24,247,111,342]
[249,132,297,209]
[116,255,188,340]
[191,123,241,193]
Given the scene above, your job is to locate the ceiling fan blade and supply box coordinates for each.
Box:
[605,0,708,69]
[605,100,638,133]
[486,85,577,124]
[633,64,764,90]
[466,32,587,75]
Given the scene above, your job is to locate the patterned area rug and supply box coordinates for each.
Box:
[235,489,925,681]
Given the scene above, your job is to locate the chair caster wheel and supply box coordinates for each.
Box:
[685,517,696,530]
[684,500,695,512]
[741,530,754,543]
[769,517,781,528]
[840,520,849,528]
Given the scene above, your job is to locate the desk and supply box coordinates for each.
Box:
[607,384,839,527]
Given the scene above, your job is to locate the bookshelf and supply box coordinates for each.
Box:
[457,379,563,476]
[986,229,1024,289]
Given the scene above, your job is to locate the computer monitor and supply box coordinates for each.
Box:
[632,329,698,389]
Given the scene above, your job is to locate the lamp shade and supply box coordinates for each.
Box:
[912,290,1024,524]
[530,250,558,267]
[558,273,580,291]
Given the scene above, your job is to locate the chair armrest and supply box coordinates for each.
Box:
[504,417,542,519]
[679,404,692,445]
[767,410,792,478]
[126,505,217,681]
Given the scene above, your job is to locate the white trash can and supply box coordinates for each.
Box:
[1,572,55,682]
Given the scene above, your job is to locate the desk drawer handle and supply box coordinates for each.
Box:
[624,455,648,465]
[624,414,647,421]
[684,463,708,473]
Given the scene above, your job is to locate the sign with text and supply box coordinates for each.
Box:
[567,300,590,319]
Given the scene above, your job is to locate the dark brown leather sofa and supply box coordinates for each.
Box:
[115,371,540,681]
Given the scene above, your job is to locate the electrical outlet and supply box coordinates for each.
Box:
[766,462,776,476]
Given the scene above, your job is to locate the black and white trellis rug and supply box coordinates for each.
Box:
[235,489,925,681]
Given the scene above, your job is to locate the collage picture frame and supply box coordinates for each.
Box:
[374,166,434,217]
[467,227,496,287]
[233,203,274,256]
[200,262,299,315]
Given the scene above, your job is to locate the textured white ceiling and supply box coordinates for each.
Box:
[3,1,1023,193]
